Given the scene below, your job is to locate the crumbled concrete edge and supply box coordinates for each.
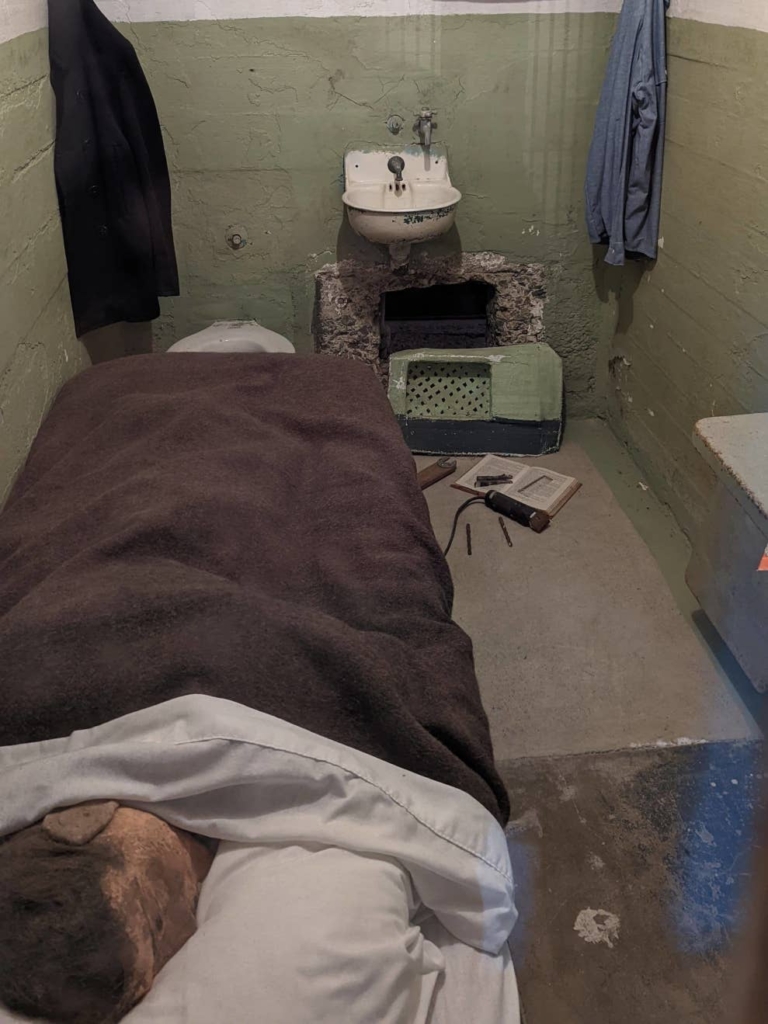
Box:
[314,252,546,386]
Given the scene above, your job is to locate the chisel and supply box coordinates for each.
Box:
[417,457,457,490]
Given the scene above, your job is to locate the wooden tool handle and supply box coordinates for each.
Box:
[417,460,456,490]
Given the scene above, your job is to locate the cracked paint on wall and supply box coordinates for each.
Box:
[0,23,88,503]
[607,18,768,537]
[4,2,765,501]
[125,12,622,415]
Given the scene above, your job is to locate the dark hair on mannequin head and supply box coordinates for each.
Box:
[0,825,135,1024]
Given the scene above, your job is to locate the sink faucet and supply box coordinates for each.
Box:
[414,109,436,148]
[387,155,406,195]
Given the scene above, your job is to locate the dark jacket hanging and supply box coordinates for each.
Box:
[48,0,179,337]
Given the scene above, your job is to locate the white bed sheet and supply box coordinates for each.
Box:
[0,696,519,1023]
[0,888,520,1024]
[123,842,445,1024]
[118,842,520,1024]
[425,917,520,1024]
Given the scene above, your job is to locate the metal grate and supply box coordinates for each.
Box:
[380,281,494,364]
[382,320,488,360]
[405,361,491,420]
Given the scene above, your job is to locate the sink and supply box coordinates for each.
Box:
[343,146,461,263]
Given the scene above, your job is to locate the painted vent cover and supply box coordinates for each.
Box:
[405,361,491,420]
[388,345,564,456]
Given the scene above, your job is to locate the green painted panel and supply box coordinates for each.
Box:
[491,343,562,423]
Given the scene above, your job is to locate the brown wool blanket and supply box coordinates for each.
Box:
[0,354,508,823]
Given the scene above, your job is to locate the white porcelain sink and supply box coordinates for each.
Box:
[343,147,461,260]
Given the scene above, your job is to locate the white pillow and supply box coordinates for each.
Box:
[123,842,446,1024]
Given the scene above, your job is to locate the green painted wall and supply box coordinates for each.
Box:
[607,19,768,538]
[127,13,619,415]
[0,29,89,503]
[8,12,758,534]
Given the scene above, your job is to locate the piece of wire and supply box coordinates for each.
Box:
[443,497,485,556]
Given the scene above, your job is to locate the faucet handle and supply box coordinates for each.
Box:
[414,110,437,131]
[387,156,405,176]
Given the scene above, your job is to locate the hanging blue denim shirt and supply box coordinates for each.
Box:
[585,0,670,266]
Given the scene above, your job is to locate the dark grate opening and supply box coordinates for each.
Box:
[405,361,491,419]
[380,281,495,362]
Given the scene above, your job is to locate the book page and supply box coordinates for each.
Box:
[452,454,579,515]
[508,468,572,511]
[470,455,528,484]
[452,455,528,493]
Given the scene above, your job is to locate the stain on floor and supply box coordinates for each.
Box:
[500,741,765,1023]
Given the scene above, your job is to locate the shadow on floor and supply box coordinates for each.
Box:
[500,741,765,1023]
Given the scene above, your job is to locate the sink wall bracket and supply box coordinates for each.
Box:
[389,241,412,268]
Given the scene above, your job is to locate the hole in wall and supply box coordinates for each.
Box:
[380,280,496,363]
[313,253,546,386]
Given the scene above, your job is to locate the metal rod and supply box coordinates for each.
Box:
[466,522,472,556]
[498,516,514,548]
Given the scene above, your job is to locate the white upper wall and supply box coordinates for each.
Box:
[98,1,629,21]
[668,0,768,31]
[0,0,46,44]
[2,0,766,47]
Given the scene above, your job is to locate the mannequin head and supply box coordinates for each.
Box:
[0,804,215,1024]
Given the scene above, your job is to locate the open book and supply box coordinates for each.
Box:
[452,454,581,517]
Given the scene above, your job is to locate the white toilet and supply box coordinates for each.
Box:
[168,320,295,354]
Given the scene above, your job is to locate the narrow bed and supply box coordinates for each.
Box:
[0,353,518,1023]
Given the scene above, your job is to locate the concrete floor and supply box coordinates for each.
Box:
[501,741,763,1024]
[418,418,765,1023]
[419,420,762,765]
